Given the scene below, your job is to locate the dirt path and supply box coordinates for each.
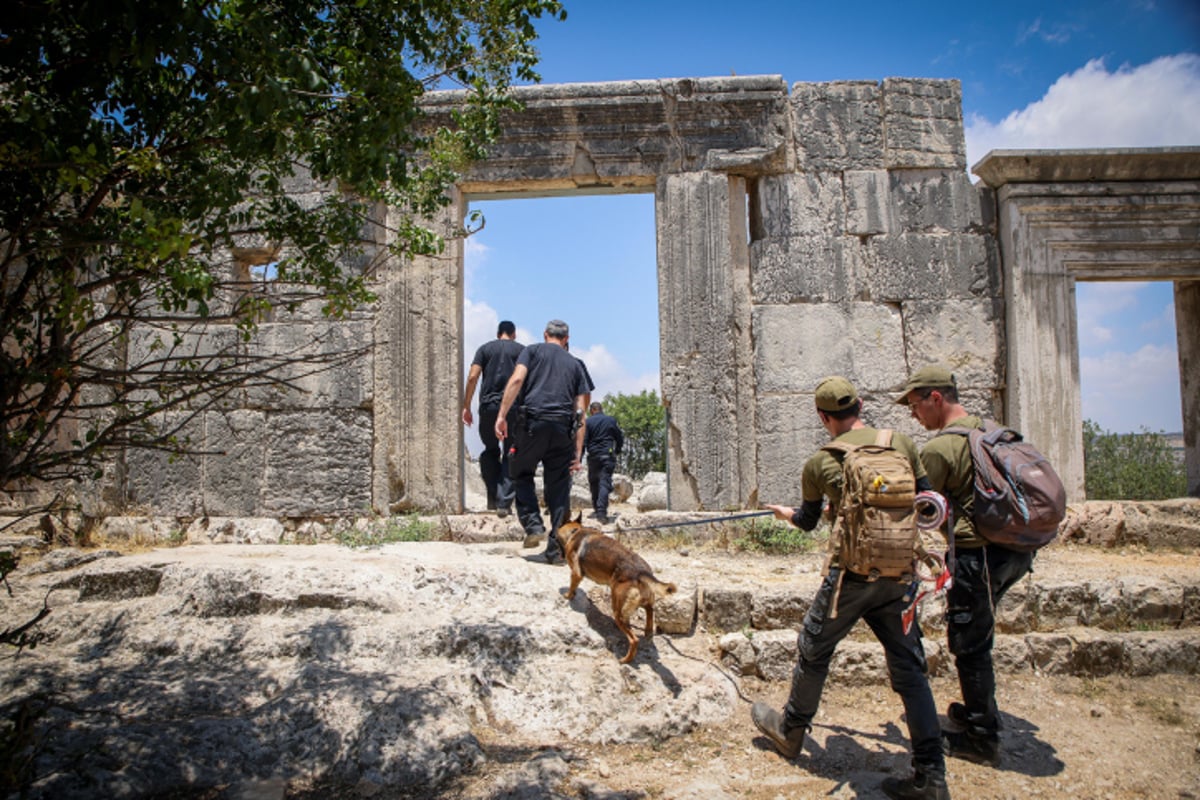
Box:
[440,525,1200,800]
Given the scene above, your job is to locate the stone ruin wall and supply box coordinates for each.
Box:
[96,76,1200,519]
[93,74,1015,520]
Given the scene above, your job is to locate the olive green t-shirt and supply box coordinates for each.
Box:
[921,415,985,548]
[801,427,928,509]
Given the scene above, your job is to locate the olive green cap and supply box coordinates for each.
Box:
[894,364,957,404]
[814,375,859,413]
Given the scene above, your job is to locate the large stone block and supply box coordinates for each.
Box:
[244,321,374,410]
[859,232,993,301]
[264,410,373,515]
[844,170,894,236]
[753,302,907,394]
[754,396,826,503]
[881,78,966,170]
[202,410,267,516]
[898,298,1004,388]
[124,412,205,516]
[751,590,810,630]
[701,587,754,633]
[751,234,855,304]
[125,325,242,407]
[888,169,985,232]
[753,173,845,238]
[790,81,884,172]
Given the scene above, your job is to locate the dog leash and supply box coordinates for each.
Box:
[615,509,776,533]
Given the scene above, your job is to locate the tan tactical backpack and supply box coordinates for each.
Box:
[823,429,918,582]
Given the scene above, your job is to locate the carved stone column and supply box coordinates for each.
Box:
[1176,280,1200,496]
[657,172,756,510]
[373,189,465,513]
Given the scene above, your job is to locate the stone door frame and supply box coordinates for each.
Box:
[974,149,1200,497]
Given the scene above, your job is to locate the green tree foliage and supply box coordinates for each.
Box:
[0,0,566,492]
[601,390,666,480]
[1082,419,1187,500]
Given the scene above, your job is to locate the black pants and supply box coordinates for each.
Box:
[509,417,574,556]
[785,569,945,776]
[946,544,1034,732]
[477,404,515,510]
[587,454,616,516]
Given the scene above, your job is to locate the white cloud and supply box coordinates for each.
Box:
[965,54,1200,167]
[1080,343,1183,433]
[570,343,659,400]
[463,237,489,288]
[1139,300,1177,335]
[1075,282,1147,349]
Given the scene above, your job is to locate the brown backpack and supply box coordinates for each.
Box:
[943,420,1067,551]
[823,429,919,582]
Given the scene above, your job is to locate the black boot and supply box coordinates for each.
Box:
[947,701,1003,730]
[942,728,1000,767]
[882,769,950,800]
[751,702,806,759]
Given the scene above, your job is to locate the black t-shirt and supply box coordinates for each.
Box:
[585,413,624,459]
[471,338,524,408]
[517,342,588,421]
[575,356,596,393]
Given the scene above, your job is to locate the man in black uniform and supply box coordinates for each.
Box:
[496,319,589,564]
[462,320,524,516]
[584,401,624,524]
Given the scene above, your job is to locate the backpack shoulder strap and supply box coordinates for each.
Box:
[874,428,894,447]
[822,440,858,457]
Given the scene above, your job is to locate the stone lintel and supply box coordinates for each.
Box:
[973,148,1200,187]
[425,76,793,189]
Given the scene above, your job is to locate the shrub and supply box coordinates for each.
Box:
[337,514,437,549]
[1082,419,1187,500]
[730,516,826,555]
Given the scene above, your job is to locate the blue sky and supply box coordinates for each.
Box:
[462,0,1200,453]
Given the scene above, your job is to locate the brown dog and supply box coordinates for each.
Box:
[558,513,677,664]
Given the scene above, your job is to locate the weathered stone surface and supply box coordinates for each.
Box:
[124,411,205,517]
[859,232,993,301]
[752,302,907,395]
[791,81,884,172]
[4,543,738,799]
[434,76,793,191]
[1059,499,1200,548]
[750,234,856,304]
[186,517,286,545]
[701,587,754,633]
[881,78,966,170]
[751,590,810,630]
[373,194,463,514]
[658,171,755,511]
[753,172,845,238]
[896,298,1004,391]
[243,320,374,409]
[202,409,268,517]
[92,516,181,545]
[635,472,669,511]
[655,580,698,635]
[265,411,372,514]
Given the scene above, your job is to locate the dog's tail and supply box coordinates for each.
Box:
[619,575,677,618]
[644,575,677,602]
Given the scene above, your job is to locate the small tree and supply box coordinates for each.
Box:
[1,0,566,498]
[1082,419,1187,500]
[601,390,666,480]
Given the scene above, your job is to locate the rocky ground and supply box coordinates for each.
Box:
[1,500,1199,800]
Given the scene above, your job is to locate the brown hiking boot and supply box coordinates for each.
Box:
[751,702,806,759]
